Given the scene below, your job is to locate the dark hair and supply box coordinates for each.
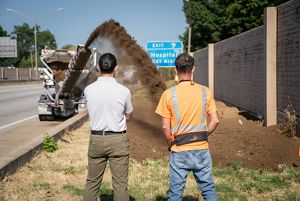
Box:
[175,53,194,74]
[99,53,117,74]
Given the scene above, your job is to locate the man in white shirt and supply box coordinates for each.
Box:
[83,53,133,201]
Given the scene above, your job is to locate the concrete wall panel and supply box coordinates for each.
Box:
[277,0,300,115]
[214,26,265,116]
[193,47,208,87]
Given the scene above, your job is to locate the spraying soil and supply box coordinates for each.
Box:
[85,19,166,102]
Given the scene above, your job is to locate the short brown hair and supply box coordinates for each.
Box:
[175,53,194,74]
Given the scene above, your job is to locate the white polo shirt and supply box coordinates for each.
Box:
[84,77,133,132]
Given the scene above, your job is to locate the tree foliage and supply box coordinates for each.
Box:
[0,23,57,68]
[180,0,289,52]
[61,44,76,50]
[0,25,8,37]
[11,23,35,66]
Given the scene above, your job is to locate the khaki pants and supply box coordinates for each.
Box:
[83,133,129,201]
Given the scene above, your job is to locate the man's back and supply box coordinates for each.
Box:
[155,53,219,201]
[84,77,132,132]
[156,81,217,152]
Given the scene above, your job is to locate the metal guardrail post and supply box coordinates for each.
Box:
[16,68,19,80]
[0,68,3,79]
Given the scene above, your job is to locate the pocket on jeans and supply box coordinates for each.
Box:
[171,152,188,168]
[195,150,211,168]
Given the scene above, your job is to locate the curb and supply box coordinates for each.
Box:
[0,111,88,180]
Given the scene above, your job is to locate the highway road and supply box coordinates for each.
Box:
[0,84,43,128]
[0,83,61,165]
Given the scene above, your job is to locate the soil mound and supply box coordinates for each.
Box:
[85,19,166,102]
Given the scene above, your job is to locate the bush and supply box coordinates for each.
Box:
[158,67,176,81]
[280,103,298,138]
[42,134,58,152]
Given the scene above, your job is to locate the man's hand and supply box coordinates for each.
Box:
[162,117,172,143]
[207,112,219,135]
[126,112,132,121]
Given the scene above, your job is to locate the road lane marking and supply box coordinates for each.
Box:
[0,87,43,94]
[0,115,38,130]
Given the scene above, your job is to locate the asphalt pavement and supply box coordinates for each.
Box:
[0,83,61,172]
[0,83,44,128]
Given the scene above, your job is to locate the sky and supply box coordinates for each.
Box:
[0,0,187,49]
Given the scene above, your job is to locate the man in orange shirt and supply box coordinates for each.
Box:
[156,53,219,201]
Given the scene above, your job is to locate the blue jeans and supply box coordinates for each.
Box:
[168,149,218,201]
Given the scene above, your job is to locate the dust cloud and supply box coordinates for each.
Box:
[85,19,166,103]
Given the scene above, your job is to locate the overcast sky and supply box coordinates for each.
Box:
[0,0,187,49]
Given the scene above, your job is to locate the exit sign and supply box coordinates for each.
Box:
[146,41,183,68]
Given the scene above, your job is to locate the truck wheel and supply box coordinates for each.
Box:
[46,115,55,121]
[39,115,46,121]
[39,114,56,121]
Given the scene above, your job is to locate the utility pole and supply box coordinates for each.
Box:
[188,26,191,54]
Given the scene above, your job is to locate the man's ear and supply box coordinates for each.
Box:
[192,66,195,74]
[174,68,178,76]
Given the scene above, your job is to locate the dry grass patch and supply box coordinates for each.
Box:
[1,122,299,201]
[280,103,298,138]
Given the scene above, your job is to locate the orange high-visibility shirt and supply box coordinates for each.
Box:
[155,81,217,152]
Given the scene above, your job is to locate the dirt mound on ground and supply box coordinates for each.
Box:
[85,19,166,102]
[127,100,300,170]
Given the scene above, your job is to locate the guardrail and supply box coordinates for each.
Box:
[0,67,40,81]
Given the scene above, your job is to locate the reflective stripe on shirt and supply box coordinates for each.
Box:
[170,85,208,134]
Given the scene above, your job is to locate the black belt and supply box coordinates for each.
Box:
[171,131,208,146]
[91,130,126,135]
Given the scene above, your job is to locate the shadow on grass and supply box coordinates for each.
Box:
[100,194,136,201]
[155,195,199,201]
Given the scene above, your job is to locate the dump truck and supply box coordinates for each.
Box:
[38,45,99,121]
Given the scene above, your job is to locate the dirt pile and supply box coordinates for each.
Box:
[85,19,166,102]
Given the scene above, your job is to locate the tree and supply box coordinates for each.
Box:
[0,23,57,68]
[61,44,76,50]
[11,23,34,67]
[180,0,290,51]
[0,25,8,37]
[37,29,57,52]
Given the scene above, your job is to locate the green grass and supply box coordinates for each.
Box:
[42,134,58,152]
[216,183,247,201]
[33,182,51,190]
[63,184,84,196]
[63,166,86,174]
[63,182,112,197]
[26,159,300,200]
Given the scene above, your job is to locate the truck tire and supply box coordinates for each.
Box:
[39,114,56,121]
[39,115,46,121]
[46,115,55,121]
